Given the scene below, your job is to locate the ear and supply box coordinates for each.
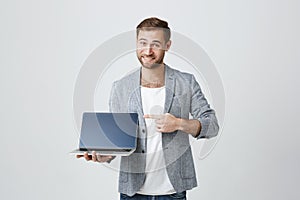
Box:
[165,40,172,51]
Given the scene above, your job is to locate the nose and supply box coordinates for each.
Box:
[143,45,153,55]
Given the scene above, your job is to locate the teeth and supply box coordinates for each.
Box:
[142,57,154,62]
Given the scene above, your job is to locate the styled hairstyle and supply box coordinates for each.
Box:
[136,17,171,42]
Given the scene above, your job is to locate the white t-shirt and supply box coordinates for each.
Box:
[138,86,175,195]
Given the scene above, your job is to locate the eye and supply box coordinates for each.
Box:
[151,43,161,48]
[139,41,147,46]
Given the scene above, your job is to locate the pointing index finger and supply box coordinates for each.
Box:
[143,114,161,119]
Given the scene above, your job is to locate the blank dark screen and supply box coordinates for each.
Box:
[79,113,138,149]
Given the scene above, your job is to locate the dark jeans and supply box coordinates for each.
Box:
[120,191,186,200]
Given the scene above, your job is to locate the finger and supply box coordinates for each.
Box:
[156,125,164,132]
[144,114,161,119]
[96,154,102,162]
[92,151,97,162]
[96,154,104,162]
[84,152,91,161]
[76,154,83,158]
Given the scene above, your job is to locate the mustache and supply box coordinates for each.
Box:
[141,54,154,56]
[140,55,155,58]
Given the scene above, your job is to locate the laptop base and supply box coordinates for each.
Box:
[69,148,135,156]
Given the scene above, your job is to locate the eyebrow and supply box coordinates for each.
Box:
[138,38,162,44]
[138,38,147,41]
[152,40,162,44]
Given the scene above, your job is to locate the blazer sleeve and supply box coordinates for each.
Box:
[190,75,219,139]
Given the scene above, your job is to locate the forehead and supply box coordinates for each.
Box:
[137,29,165,42]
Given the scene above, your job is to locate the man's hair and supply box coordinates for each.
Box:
[136,17,171,42]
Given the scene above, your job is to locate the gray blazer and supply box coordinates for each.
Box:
[109,65,219,196]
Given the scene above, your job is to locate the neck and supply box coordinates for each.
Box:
[141,64,165,88]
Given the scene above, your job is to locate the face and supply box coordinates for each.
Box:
[136,29,171,69]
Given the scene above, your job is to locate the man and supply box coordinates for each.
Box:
[77,17,219,200]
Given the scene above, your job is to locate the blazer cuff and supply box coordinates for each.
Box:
[197,117,219,139]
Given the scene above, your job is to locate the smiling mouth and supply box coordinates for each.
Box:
[142,56,155,63]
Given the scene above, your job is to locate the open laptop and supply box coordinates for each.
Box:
[70,112,139,156]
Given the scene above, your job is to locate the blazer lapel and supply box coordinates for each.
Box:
[131,67,144,114]
[164,65,175,113]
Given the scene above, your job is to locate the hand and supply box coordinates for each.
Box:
[76,151,115,163]
[144,113,180,133]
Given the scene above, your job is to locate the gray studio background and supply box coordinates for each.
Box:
[1,0,299,199]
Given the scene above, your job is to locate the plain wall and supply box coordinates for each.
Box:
[0,0,299,199]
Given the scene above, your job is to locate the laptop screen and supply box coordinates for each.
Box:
[79,113,138,149]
